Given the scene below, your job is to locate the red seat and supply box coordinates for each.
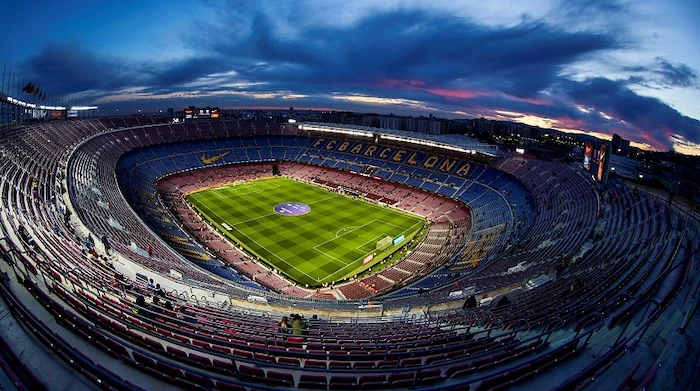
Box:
[299,374,327,390]
[265,371,294,387]
[132,351,156,369]
[329,361,352,369]
[278,356,300,367]
[418,369,444,385]
[329,375,357,389]
[359,374,387,389]
[212,358,236,375]
[214,380,247,391]
[305,359,327,369]
[189,353,212,367]
[239,365,264,382]
[155,361,183,379]
[388,372,414,388]
[400,357,422,367]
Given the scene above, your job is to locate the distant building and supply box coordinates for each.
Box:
[611,133,630,155]
[378,114,446,135]
[609,154,642,179]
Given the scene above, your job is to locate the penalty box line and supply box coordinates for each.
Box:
[311,219,410,276]
[352,220,407,252]
[312,219,387,256]
[320,219,426,283]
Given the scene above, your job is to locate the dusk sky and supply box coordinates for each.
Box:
[1,0,699,155]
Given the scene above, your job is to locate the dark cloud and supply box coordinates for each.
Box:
[552,77,700,150]
[17,5,699,154]
[23,44,139,94]
[624,57,698,89]
[653,57,698,88]
[210,10,618,98]
[23,44,232,94]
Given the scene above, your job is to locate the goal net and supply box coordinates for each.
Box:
[376,236,393,251]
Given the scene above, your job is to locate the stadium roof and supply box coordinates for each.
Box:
[300,122,502,157]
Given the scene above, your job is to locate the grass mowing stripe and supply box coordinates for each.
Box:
[187,176,425,287]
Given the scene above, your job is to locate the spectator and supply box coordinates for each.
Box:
[134,295,147,316]
[101,235,111,254]
[278,316,290,334]
[17,225,36,247]
[464,295,477,309]
[290,314,307,336]
[155,283,166,297]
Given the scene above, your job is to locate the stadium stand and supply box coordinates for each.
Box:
[0,119,697,391]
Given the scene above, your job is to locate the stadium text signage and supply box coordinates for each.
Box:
[311,138,476,177]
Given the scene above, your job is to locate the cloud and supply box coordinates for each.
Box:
[23,44,236,94]
[653,57,698,88]
[23,44,141,94]
[624,57,698,89]
[552,77,700,151]
[207,9,619,98]
[16,1,700,155]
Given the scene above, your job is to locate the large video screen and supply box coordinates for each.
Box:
[184,108,194,119]
[583,142,592,170]
[596,144,608,182]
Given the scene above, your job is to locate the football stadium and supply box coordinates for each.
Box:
[0,116,697,391]
[1,2,700,391]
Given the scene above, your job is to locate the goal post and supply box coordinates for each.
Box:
[376,236,393,251]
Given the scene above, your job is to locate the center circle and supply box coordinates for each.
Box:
[273,202,311,216]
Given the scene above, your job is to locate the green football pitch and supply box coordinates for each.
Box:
[186,176,425,287]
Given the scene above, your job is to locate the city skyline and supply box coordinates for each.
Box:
[1,0,699,155]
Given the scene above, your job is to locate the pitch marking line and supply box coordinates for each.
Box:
[191,198,324,282]
[320,220,426,282]
[227,193,340,226]
[336,226,360,238]
[349,220,408,252]
[312,219,383,252]
[190,180,427,285]
[210,181,282,197]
